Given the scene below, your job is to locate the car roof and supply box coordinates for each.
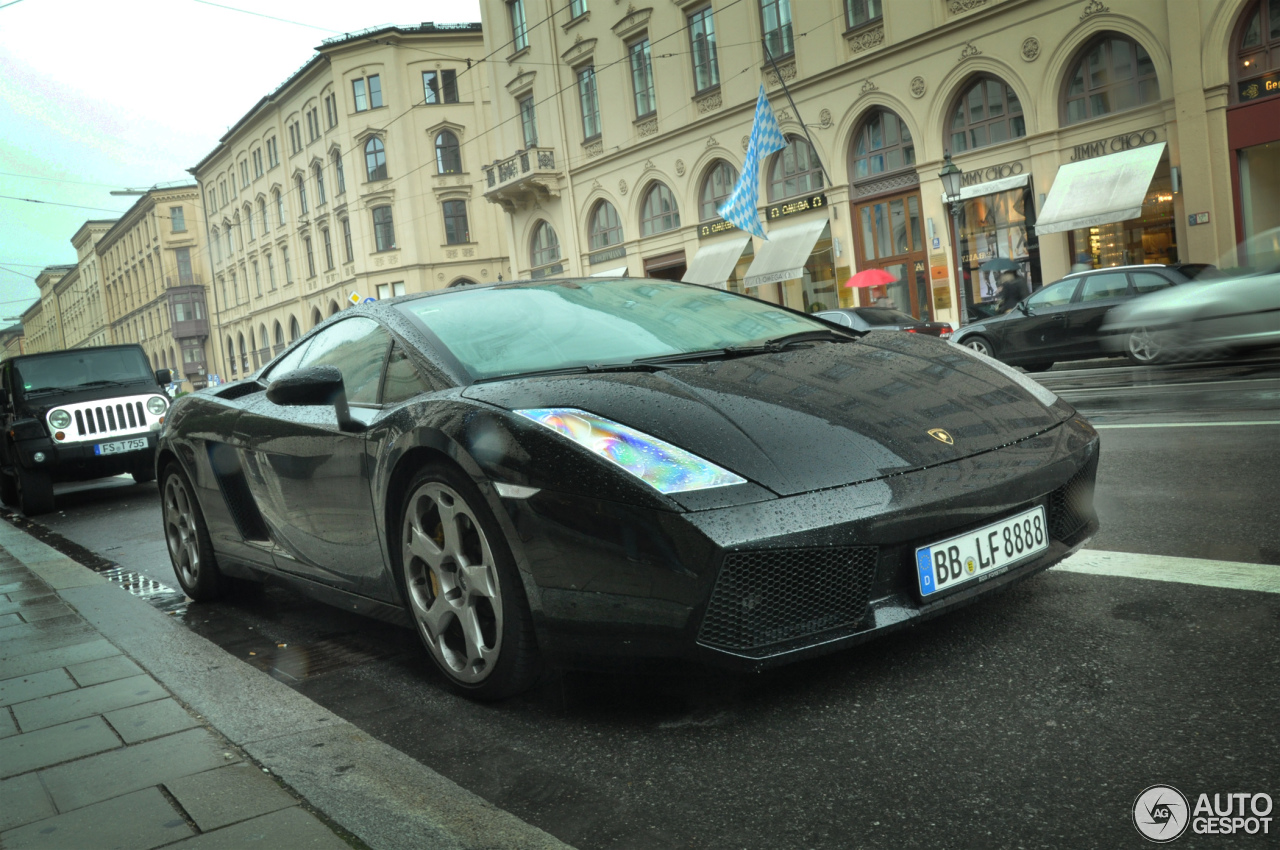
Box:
[1062,264,1171,278]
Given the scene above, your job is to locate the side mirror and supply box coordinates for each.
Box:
[266,365,364,433]
[1018,301,1031,315]
[155,369,173,386]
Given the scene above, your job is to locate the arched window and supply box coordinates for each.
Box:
[329,301,341,316]
[245,205,255,240]
[588,200,623,249]
[295,176,308,214]
[333,150,346,193]
[1234,1,1279,100]
[530,221,561,268]
[226,336,237,374]
[365,137,387,181]
[259,325,269,352]
[312,308,323,328]
[640,182,680,235]
[237,333,248,372]
[851,109,915,181]
[1062,35,1159,124]
[699,160,738,220]
[289,316,300,341]
[435,131,462,174]
[273,321,284,348]
[949,76,1025,152]
[275,189,286,226]
[259,198,269,234]
[314,163,326,205]
[768,137,823,200]
[448,277,477,288]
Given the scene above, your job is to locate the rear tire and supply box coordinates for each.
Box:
[962,336,995,357]
[1125,327,1163,365]
[131,461,157,484]
[17,467,54,516]
[160,463,224,601]
[397,463,541,700]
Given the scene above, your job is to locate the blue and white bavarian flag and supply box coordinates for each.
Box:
[718,86,787,240]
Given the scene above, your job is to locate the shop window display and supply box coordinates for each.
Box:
[1067,161,1177,269]
[953,185,1040,315]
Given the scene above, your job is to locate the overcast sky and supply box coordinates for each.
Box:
[0,0,482,324]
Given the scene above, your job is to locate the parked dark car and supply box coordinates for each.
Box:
[157,278,1098,700]
[951,264,1205,369]
[1,345,172,515]
[815,307,953,338]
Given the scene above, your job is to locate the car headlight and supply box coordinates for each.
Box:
[516,408,746,494]
[147,396,169,416]
[48,408,72,429]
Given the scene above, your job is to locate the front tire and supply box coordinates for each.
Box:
[161,463,224,600]
[0,468,17,508]
[1126,327,1162,365]
[398,463,541,700]
[17,467,54,516]
[962,335,995,357]
[1023,361,1054,373]
[132,460,157,484]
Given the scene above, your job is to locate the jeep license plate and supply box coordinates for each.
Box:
[94,438,148,456]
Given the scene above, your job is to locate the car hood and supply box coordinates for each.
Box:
[462,335,1069,497]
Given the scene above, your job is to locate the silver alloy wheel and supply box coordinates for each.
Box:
[163,474,201,589]
[402,481,503,684]
[1128,327,1161,363]
[964,337,993,356]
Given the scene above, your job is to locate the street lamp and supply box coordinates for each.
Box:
[938,153,966,322]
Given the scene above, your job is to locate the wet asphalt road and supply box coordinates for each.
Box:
[6,352,1280,849]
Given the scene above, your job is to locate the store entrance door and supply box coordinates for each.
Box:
[851,191,932,319]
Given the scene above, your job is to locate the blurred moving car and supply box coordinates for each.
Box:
[157,278,1098,700]
[950,263,1205,370]
[1101,269,1280,363]
[815,307,953,338]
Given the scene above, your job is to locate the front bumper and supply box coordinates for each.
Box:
[10,432,159,482]
[504,416,1099,672]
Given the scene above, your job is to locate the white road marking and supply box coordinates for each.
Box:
[1055,549,1280,594]
[1091,421,1280,429]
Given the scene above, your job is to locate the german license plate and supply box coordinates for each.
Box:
[94,437,148,456]
[916,505,1048,598]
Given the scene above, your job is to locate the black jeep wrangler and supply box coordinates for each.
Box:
[1,345,172,515]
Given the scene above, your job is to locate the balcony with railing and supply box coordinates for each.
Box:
[482,147,562,212]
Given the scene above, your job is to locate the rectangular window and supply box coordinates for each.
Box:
[570,0,587,17]
[519,95,538,147]
[761,0,794,58]
[305,237,315,277]
[267,137,279,167]
[577,66,600,139]
[253,260,262,296]
[323,228,334,270]
[845,0,882,28]
[219,181,227,206]
[297,177,308,214]
[253,148,263,177]
[267,253,276,290]
[509,0,528,52]
[170,206,186,232]
[629,38,656,117]
[208,189,217,211]
[443,200,469,244]
[377,282,407,300]
[175,248,193,284]
[342,218,353,263]
[373,206,396,251]
[689,7,720,92]
[276,192,286,226]
[353,75,383,112]
[423,70,460,104]
[283,246,293,284]
[325,93,338,127]
[334,153,346,194]
[230,269,237,304]
[240,161,249,188]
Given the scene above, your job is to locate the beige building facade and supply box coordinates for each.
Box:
[476,0,1278,325]
[96,185,212,387]
[190,22,510,383]
[55,220,116,350]
[22,267,73,355]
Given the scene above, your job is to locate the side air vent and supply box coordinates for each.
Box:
[206,442,270,541]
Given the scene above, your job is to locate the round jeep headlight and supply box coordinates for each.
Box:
[147,396,168,416]
[48,409,72,429]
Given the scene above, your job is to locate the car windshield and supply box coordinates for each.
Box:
[853,307,917,326]
[14,348,154,396]
[397,279,831,380]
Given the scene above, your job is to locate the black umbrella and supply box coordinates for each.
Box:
[979,257,1021,272]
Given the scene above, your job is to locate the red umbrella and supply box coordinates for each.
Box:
[845,268,898,288]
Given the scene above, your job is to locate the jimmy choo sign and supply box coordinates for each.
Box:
[960,161,1024,186]
[1070,128,1160,161]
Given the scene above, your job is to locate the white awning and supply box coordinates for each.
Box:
[743,218,829,288]
[589,266,629,277]
[1034,143,1166,235]
[681,234,752,288]
[955,172,1028,201]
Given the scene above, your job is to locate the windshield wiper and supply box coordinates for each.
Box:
[78,379,142,389]
[629,348,736,366]
[727,328,861,354]
[471,361,671,384]
[22,386,77,396]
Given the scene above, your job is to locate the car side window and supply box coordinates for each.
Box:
[263,338,313,381]
[297,317,390,405]
[1026,279,1077,309]
[381,344,435,405]
[1130,271,1175,293]
[1078,273,1130,302]
[817,312,852,328]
